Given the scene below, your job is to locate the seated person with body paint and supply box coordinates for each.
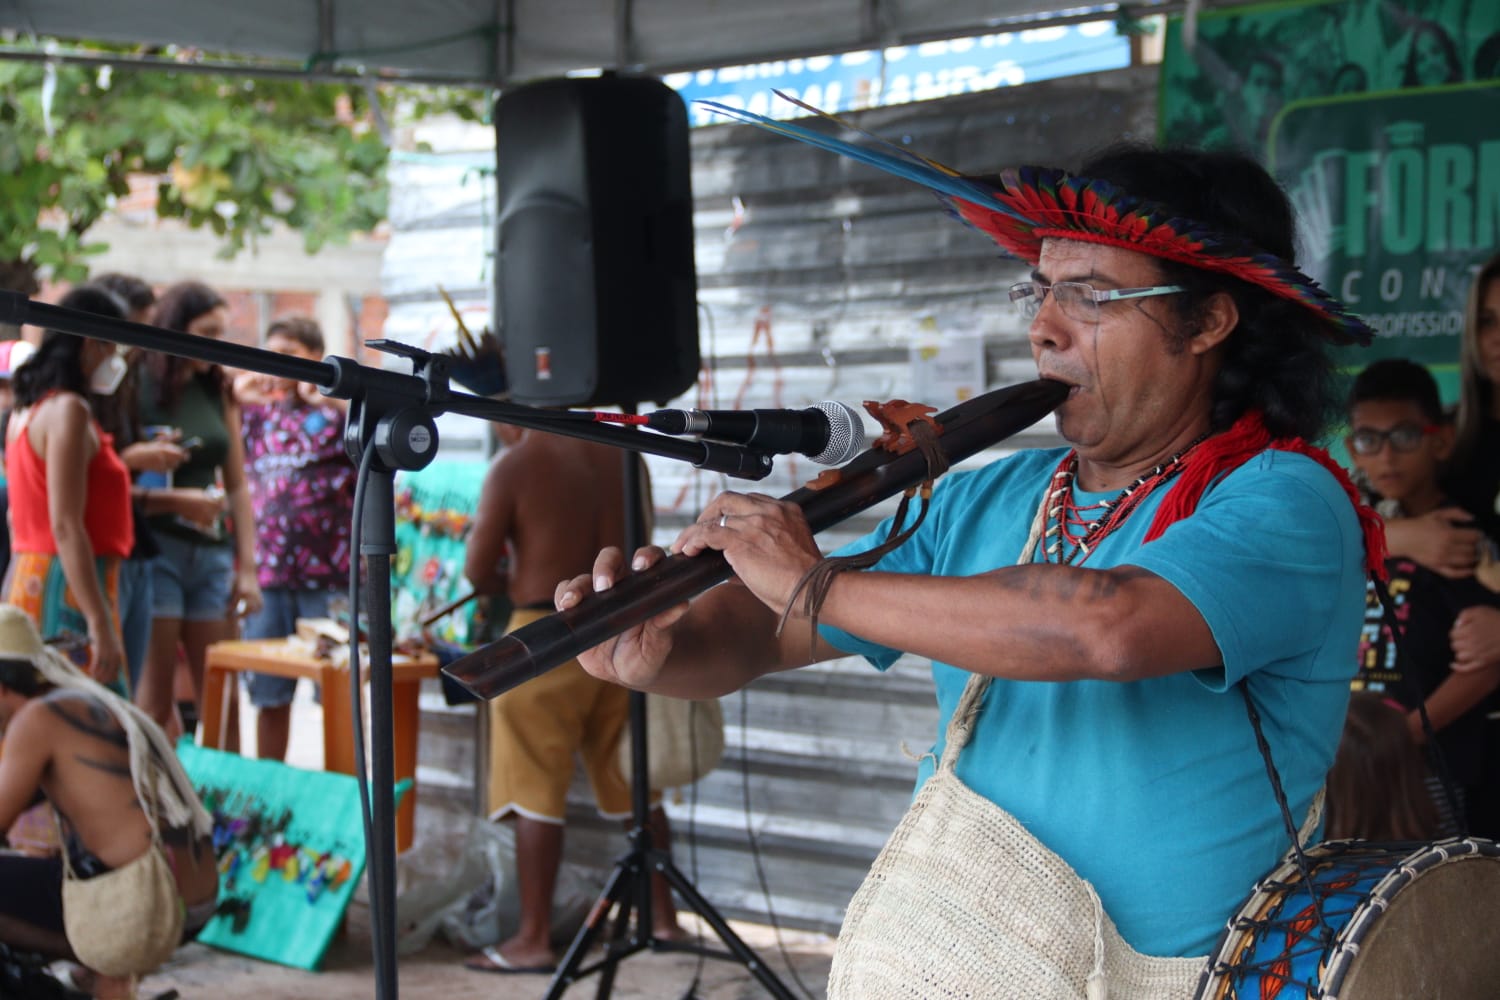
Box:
[0,605,216,999]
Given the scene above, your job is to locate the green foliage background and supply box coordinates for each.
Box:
[0,52,485,292]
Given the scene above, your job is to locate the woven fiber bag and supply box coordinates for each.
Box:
[829,505,1204,999]
[61,838,183,977]
[827,672,1204,999]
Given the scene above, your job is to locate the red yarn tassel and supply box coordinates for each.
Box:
[1144,412,1270,542]
[1144,411,1387,580]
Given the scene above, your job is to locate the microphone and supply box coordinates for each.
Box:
[643,401,865,465]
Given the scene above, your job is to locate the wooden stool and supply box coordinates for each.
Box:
[199,639,439,851]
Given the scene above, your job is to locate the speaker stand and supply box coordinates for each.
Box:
[543,447,796,1000]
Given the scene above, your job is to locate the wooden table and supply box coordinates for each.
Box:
[200,639,439,851]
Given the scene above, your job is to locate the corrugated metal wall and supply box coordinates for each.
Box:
[407,63,1160,934]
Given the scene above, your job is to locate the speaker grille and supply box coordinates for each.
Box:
[809,400,867,465]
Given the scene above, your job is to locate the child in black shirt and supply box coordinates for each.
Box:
[1348,359,1500,833]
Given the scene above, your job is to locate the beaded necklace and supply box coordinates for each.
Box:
[1043,437,1207,565]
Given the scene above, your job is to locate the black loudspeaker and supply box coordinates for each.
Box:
[494,75,700,407]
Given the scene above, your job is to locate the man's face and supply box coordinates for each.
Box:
[1348,399,1447,507]
[1028,239,1215,466]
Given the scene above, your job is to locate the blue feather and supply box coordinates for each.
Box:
[696,98,1025,222]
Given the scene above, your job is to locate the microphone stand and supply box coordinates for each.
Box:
[0,292,785,1000]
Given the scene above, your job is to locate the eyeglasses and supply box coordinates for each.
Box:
[1348,422,1439,456]
[1008,280,1186,324]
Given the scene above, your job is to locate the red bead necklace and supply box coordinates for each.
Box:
[1044,438,1206,565]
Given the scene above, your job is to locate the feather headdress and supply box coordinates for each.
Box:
[702,94,1373,346]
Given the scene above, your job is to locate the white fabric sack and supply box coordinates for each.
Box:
[615,694,725,791]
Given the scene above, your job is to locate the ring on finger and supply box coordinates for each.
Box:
[718,513,729,528]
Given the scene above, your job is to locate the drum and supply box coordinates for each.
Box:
[1196,838,1500,999]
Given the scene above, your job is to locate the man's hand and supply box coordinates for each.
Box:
[1386,508,1483,578]
[672,492,822,618]
[558,545,690,690]
[1451,605,1500,673]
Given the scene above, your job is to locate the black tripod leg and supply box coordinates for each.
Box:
[591,864,637,1000]
[546,860,632,1000]
[654,852,799,1000]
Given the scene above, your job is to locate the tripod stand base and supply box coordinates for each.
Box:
[545,846,798,1000]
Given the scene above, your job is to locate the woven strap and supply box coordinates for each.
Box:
[936,470,1052,771]
[54,811,165,888]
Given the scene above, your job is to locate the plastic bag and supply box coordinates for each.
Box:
[395,815,599,954]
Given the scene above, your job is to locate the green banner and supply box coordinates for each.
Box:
[391,460,493,646]
[178,742,373,970]
[1162,0,1500,156]
[1161,0,1500,378]
[1270,82,1500,367]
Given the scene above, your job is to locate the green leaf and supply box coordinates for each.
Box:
[229,151,261,194]
[144,133,177,164]
[55,260,92,283]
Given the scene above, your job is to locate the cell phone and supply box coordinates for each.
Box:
[180,436,204,450]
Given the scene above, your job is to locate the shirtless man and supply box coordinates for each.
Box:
[0,604,217,998]
[461,426,681,975]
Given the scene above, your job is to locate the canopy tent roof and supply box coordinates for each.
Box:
[0,0,1245,86]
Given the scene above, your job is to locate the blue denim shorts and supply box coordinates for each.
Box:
[149,532,236,622]
[244,588,336,708]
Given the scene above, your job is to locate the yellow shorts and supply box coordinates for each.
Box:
[485,607,646,823]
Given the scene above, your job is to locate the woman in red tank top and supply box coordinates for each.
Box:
[4,285,135,692]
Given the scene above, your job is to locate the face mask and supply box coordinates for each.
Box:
[88,351,127,396]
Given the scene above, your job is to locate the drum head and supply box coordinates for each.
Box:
[1334,851,1500,999]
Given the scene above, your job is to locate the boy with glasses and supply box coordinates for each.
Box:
[1348,358,1500,834]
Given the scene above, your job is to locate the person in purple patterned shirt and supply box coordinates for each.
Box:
[233,316,354,760]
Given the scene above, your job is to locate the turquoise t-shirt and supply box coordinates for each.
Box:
[820,446,1366,958]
